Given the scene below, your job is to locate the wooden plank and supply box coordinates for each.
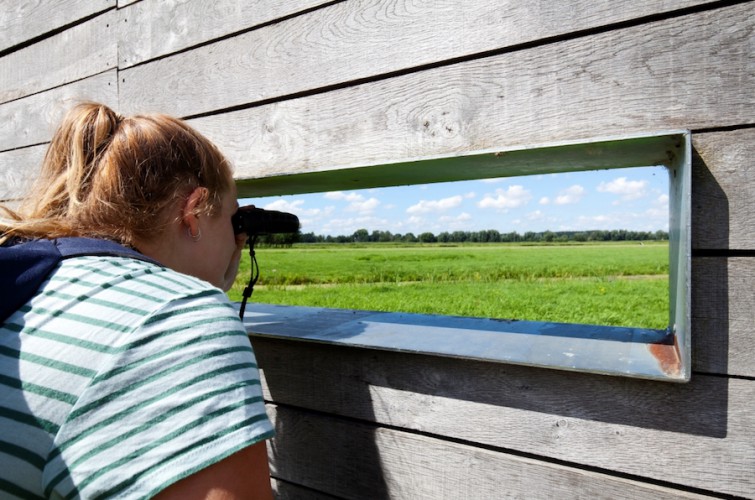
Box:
[0,71,118,152]
[0,0,115,52]
[692,129,755,250]
[271,478,340,500]
[189,3,754,187]
[266,405,718,499]
[0,145,46,201]
[0,11,117,105]
[252,336,755,497]
[120,0,710,117]
[117,0,140,8]
[118,0,335,68]
[692,257,755,377]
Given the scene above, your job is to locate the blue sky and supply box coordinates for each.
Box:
[241,166,669,236]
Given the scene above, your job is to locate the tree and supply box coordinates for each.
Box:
[419,232,437,243]
[352,228,369,242]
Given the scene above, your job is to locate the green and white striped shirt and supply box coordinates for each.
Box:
[0,255,274,499]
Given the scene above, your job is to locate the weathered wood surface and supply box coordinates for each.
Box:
[692,257,755,377]
[0,0,114,52]
[0,11,116,105]
[191,3,754,186]
[271,478,341,500]
[692,129,755,250]
[0,71,118,152]
[267,405,716,500]
[253,337,755,498]
[119,0,709,117]
[118,0,335,68]
[0,145,46,202]
[117,0,139,9]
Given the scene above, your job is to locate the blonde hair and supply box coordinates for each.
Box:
[0,102,233,246]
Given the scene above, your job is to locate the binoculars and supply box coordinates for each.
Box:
[231,205,300,236]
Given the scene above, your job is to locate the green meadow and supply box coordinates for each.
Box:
[228,241,669,329]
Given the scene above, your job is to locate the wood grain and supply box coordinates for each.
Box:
[271,478,341,500]
[0,10,116,104]
[0,145,46,201]
[253,336,755,498]
[0,0,115,52]
[692,129,755,250]
[189,3,754,184]
[119,0,709,117]
[0,71,118,152]
[118,0,335,68]
[692,257,755,377]
[267,404,717,499]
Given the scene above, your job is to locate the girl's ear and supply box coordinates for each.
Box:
[181,187,209,235]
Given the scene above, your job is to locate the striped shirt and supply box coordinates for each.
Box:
[0,255,274,499]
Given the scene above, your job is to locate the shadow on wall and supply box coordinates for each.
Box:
[253,334,390,499]
[691,146,731,379]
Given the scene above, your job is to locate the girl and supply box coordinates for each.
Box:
[0,103,274,499]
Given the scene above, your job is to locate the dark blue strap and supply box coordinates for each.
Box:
[0,237,159,325]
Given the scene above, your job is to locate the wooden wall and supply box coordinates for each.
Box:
[1,0,753,498]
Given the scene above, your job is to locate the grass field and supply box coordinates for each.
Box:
[228,241,669,329]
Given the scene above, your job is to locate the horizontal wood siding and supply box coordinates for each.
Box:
[119,0,709,117]
[692,129,755,250]
[0,0,115,53]
[118,0,335,68]
[267,404,714,499]
[254,337,755,498]
[0,10,117,104]
[1,0,753,498]
[0,145,46,202]
[191,3,754,182]
[692,257,755,377]
[0,71,118,152]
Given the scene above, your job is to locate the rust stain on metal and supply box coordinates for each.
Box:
[648,337,682,377]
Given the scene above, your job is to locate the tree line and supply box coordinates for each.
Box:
[258,228,669,245]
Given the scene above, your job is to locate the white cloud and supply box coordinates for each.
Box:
[262,198,322,217]
[347,197,380,213]
[539,197,550,205]
[406,195,463,214]
[554,184,585,205]
[319,215,389,234]
[526,210,545,221]
[439,212,472,223]
[477,185,532,210]
[322,191,380,213]
[262,199,302,212]
[324,191,361,202]
[597,177,648,201]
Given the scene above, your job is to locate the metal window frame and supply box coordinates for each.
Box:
[241,130,692,382]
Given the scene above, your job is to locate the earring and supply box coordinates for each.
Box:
[187,226,202,241]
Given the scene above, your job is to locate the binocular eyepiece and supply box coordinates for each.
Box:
[231,205,300,236]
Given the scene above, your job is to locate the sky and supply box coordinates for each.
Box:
[240,166,670,237]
